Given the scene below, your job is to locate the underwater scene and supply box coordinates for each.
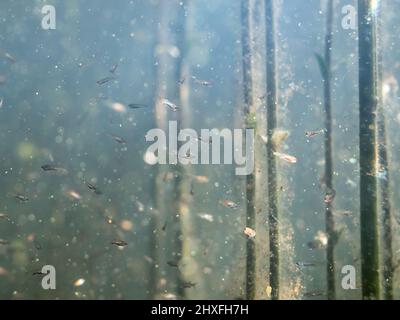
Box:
[0,0,399,300]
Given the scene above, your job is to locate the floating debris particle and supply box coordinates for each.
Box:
[315,230,328,246]
[161,293,177,300]
[67,190,82,201]
[198,213,214,222]
[97,76,115,85]
[349,158,357,164]
[193,175,209,184]
[324,188,336,204]
[244,227,256,238]
[219,199,239,209]
[259,134,268,144]
[271,129,290,150]
[109,102,126,113]
[161,221,167,231]
[106,216,114,225]
[307,231,328,250]
[73,278,86,287]
[265,286,272,297]
[305,129,325,138]
[120,220,134,231]
[0,266,8,276]
[345,178,357,187]
[144,255,154,264]
[335,210,352,217]
[135,200,145,212]
[32,271,47,276]
[163,171,176,182]
[111,240,128,247]
[273,151,297,164]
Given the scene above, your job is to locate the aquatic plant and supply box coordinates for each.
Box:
[315,0,336,300]
[150,0,172,299]
[265,0,280,300]
[358,0,380,300]
[240,0,256,300]
[376,1,393,300]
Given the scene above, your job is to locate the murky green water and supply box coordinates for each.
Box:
[0,0,398,300]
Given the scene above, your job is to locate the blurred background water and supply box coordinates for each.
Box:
[0,0,399,300]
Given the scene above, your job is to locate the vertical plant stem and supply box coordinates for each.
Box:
[172,0,187,299]
[149,0,170,299]
[265,0,279,300]
[323,0,336,300]
[241,0,256,300]
[376,2,393,300]
[377,98,393,300]
[358,0,380,300]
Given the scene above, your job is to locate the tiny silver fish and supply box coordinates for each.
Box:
[305,129,325,138]
[3,52,16,64]
[110,134,126,144]
[295,261,317,268]
[86,182,102,195]
[219,199,239,209]
[41,164,68,174]
[192,77,212,87]
[0,239,9,245]
[111,240,128,247]
[304,290,324,297]
[167,261,180,268]
[180,281,196,289]
[109,63,118,74]
[161,98,179,112]
[97,76,115,85]
[128,103,147,109]
[15,194,29,202]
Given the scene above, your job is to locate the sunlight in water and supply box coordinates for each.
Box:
[371,0,380,16]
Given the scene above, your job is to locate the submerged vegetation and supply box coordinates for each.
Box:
[0,0,399,300]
